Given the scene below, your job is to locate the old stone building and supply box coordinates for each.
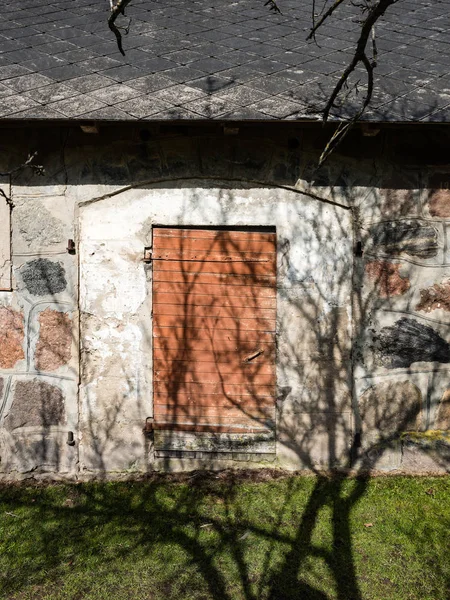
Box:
[0,0,449,478]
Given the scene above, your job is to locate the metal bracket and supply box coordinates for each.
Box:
[67,239,76,255]
[143,248,152,263]
[143,417,154,436]
[243,349,264,363]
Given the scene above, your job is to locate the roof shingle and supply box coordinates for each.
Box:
[0,0,449,122]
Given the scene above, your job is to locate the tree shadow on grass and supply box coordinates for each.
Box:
[0,469,449,600]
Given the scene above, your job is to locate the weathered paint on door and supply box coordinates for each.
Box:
[152,227,277,436]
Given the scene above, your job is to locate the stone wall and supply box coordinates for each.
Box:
[0,123,448,478]
[354,168,450,472]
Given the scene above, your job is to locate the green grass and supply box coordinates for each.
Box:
[0,473,448,600]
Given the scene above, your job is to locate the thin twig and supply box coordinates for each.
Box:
[0,151,41,177]
[0,188,12,208]
[318,51,374,166]
[306,0,399,166]
[264,0,282,14]
[307,0,347,40]
[0,152,44,208]
[321,0,397,124]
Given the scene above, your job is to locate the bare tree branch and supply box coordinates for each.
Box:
[0,152,45,208]
[0,151,43,178]
[305,0,399,166]
[109,0,133,56]
[321,1,396,122]
[264,0,282,14]
[0,188,11,207]
[308,0,347,41]
[107,0,398,166]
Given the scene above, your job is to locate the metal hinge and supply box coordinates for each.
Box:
[143,417,154,436]
[143,248,152,263]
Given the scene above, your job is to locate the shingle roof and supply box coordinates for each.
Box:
[0,0,449,122]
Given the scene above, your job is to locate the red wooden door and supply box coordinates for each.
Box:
[152,227,277,434]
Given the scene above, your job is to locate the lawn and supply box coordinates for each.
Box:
[0,472,448,600]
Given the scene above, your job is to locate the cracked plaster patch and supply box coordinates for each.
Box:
[14,199,64,251]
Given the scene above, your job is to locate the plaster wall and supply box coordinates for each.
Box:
[78,184,353,473]
[0,125,448,478]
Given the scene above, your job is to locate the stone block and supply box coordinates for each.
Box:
[357,171,420,223]
[436,388,450,430]
[0,307,24,369]
[426,375,450,430]
[362,263,450,315]
[0,429,77,474]
[416,279,450,313]
[4,379,66,430]
[19,258,67,297]
[377,177,419,218]
[372,317,450,369]
[277,411,352,469]
[35,308,72,372]
[158,137,199,179]
[359,380,422,436]
[365,260,410,298]
[357,439,402,471]
[367,221,439,260]
[267,147,301,186]
[426,172,450,218]
[427,188,450,218]
[229,139,272,180]
[400,433,450,473]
